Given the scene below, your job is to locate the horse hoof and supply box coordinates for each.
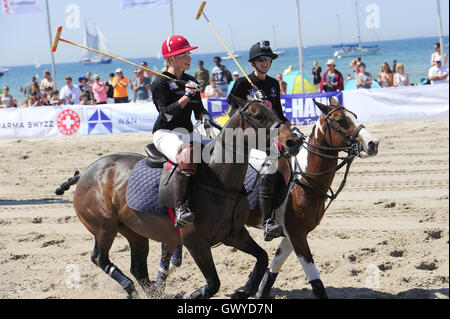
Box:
[256,292,274,299]
[231,289,250,299]
[126,288,139,299]
[145,281,165,299]
[312,288,329,299]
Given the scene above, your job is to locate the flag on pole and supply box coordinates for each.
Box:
[120,0,169,9]
[2,0,42,14]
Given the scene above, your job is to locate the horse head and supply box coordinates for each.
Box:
[228,95,301,157]
[313,97,379,157]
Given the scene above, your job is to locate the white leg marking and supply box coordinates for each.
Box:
[269,237,293,273]
[298,256,321,281]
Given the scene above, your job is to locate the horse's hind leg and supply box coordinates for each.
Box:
[118,226,156,297]
[224,227,268,299]
[92,226,137,298]
[156,243,182,284]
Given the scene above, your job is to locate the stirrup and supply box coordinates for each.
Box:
[264,219,283,242]
[174,203,195,228]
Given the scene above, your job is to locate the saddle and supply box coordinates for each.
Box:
[145,143,167,168]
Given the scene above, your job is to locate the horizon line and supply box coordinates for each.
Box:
[3,34,449,68]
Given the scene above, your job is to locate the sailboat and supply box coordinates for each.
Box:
[221,25,241,60]
[332,2,380,58]
[80,19,112,65]
[272,25,284,56]
[0,67,8,77]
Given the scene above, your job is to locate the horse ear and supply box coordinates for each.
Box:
[313,99,330,114]
[229,94,248,108]
[329,96,340,107]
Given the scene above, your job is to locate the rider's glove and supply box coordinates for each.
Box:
[292,127,305,143]
[254,90,267,101]
[184,80,200,98]
[201,114,212,128]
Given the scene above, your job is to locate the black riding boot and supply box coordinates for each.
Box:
[260,173,283,241]
[173,170,194,228]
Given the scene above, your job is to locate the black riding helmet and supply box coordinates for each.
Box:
[248,41,278,62]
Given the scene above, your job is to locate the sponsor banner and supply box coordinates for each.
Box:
[0,103,159,139]
[2,0,42,14]
[207,91,342,125]
[342,83,449,122]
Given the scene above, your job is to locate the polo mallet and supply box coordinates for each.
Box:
[51,26,182,85]
[195,2,258,92]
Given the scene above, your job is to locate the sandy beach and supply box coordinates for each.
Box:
[0,118,448,299]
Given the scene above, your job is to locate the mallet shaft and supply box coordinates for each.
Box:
[59,38,172,80]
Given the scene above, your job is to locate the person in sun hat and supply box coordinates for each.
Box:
[78,75,92,102]
[151,34,211,228]
[228,40,303,241]
[428,56,448,85]
[320,59,344,92]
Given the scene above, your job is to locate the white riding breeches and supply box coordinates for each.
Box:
[153,129,204,163]
[249,149,278,174]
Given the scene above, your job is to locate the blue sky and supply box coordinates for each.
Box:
[1,0,449,66]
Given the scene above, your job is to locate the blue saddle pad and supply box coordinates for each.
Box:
[126,158,260,214]
[126,158,167,216]
[244,165,260,210]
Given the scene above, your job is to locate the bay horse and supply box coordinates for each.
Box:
[55,96,301,299]
[154,97,379,299]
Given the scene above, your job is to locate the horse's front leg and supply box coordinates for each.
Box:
[256,236,293,298]
[183,240,220,299]
[286,228,328,299]
[224,227,268,299]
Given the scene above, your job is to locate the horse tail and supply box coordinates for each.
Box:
[55,171,80,195]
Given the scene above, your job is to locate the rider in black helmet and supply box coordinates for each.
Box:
[228,41,304,241]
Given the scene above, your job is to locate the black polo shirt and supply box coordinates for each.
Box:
[151,72,208,133]
[227,72,288,122]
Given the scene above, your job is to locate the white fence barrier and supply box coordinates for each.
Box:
[342,83,449,123]
[0,84,448,139]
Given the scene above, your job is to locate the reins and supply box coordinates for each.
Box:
[293,106,363,212]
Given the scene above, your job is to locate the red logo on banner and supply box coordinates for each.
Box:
[57,109,81,135]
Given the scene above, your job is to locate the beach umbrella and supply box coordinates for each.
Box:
[283,70,317,94]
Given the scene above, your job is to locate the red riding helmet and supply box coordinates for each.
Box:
[161,35,198,58]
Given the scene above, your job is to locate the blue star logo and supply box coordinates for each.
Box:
[88,109,112,134]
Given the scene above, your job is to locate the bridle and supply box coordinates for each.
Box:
[219,100,284,156]
[293,106,364,212]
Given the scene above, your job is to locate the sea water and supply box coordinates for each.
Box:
[1,36,448,104]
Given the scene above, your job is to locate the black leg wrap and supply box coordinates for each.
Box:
[105,263,135,295]
[171,244,183,267]
[256,269,278,298]
[309,279,328,299]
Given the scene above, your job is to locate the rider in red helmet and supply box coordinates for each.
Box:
[151,35,211,228]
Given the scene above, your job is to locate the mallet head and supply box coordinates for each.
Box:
[51,26,63,52]
[195,1,206,20]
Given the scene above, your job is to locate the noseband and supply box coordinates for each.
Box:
[323,106,365,148]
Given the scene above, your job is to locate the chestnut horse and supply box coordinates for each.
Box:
[249,97,380,298]
[55,96,301,299]
[154,97,379,299]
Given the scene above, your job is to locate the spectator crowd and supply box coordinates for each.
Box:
[0,42,448,108]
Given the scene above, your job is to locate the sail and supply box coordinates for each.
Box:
[81,19,112,63]
[97,25,111,54]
